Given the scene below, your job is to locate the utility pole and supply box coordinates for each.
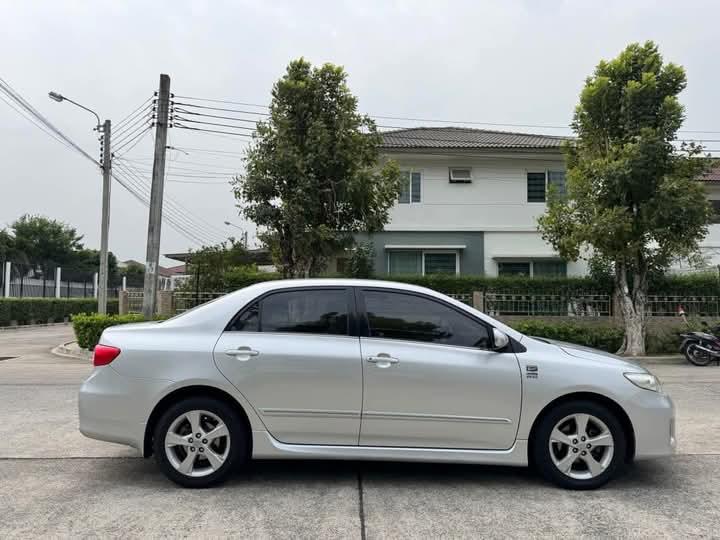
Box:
[98,119,112,314]
[142,74,171,318]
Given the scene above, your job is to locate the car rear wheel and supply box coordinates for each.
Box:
[533,400,626,490]
[153,397,247,488]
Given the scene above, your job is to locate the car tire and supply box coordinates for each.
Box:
[532,400,627,490]
[153,396,248,488]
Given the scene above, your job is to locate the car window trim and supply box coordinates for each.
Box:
[224,286,357,337]
[355,287,495,349]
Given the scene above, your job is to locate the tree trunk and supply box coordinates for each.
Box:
[615,262,647,357]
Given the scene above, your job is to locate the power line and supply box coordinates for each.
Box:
[172,93,720,135]
[172,107,259,124]
[173,123,254,139]
[112,169,215,246]
[114,161,227,245]
[115,96,154,129]
[172,101,268,116]
[172,94,268,109]
[172,116,256,131]
[113,126,153,157]
[0,75,98,164]
[116,159,230,239]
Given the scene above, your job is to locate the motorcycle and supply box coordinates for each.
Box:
[679,315,720,367]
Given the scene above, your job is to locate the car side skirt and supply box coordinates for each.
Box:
[251,430,529,466]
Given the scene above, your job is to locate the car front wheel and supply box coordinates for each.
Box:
[153,397,247,488]
[533,400,627,490]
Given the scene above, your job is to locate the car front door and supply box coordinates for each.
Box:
[214,287,362,446]
[357,288,522,450]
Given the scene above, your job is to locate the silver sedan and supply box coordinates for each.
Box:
[79,279,675,489]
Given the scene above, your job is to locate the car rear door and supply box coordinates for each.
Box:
[357,288,522,450]
[213,287,362,445]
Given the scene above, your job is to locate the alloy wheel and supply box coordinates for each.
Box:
[548,413,614,480]
[164,409,231,477]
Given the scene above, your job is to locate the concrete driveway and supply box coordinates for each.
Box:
[1,326,719,538]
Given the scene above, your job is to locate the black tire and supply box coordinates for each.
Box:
[684,343,713,367]
[153,397,248,488]
[532,400,627,490]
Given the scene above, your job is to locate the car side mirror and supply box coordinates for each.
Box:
[492,328,509,351]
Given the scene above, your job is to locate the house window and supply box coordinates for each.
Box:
[387,250,459,275]
[710,200,720,223]
[527,170,566,202]
[388,251,421,274]
[424,252,458,274]
[527,172,547,202]
[533,261,567,277]
[498,260,567,277]
[399,171,422,204]
[548,170,566,196]
[498,262,531,276]
[449,167,472,183]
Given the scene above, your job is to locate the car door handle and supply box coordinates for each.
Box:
[225,347,259,360]
[366,355,399,368]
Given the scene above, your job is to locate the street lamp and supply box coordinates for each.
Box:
[224,221,249,248]
[49,90,111,314]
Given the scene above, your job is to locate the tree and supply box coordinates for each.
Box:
[119,261,145,288]
[538,41,711,356]
[185,240,251,291]
[11,214,84,271]
[234,58,402,278]
[0,229,15,261]
[68,249,119,285]
[346,241,375,278]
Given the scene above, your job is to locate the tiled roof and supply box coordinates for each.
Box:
[380,127,569,150]
[701,164,720,183]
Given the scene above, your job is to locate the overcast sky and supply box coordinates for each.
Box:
[2,0,718,266]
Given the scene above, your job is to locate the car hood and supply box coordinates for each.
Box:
[530,337,647,372]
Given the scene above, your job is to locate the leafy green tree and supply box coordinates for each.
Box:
[346,241,375,278]
[185,240,251,291]
[12,214,84,269]
[119,261,145,288]
[235,58,402,278]
[0,229,15,261]
[538,42,711,355]
[68,249,119,285]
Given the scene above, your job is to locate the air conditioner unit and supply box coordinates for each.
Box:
[449,167,472,183]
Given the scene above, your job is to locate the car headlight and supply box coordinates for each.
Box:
[624,372,662,393]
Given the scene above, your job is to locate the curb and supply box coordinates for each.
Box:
[0,322,71,332]
[51,340,92,362]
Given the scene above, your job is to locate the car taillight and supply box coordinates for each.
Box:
[93,344,121,366]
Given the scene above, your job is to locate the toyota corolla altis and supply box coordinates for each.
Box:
[79,279,674,489]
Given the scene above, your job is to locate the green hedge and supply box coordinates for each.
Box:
[510,320,625,352]
[217,270,720,296]
[72,313,145,349]
[509,320,693,354]
[0,298,118,327]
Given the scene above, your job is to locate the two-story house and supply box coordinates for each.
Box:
[344,127,587,277]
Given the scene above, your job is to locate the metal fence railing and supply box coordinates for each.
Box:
[447,293,473,306]
[646,295,720,317]
[127,290,144,314]
[484,293,611,317]
[173,292,227,314]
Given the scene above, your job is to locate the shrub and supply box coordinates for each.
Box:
[510,320,625,353]
[72,313,145,349]
[0,298,118,326]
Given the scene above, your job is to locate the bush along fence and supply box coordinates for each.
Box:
[0,298,118,327]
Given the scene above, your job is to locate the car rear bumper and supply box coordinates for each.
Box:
[78,366,167,453]
[629,391,676,460]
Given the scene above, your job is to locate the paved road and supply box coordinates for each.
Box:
[1,326,719,538]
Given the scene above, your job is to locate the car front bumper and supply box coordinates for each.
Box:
[628,390,676,460]
[79,365,168,454]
